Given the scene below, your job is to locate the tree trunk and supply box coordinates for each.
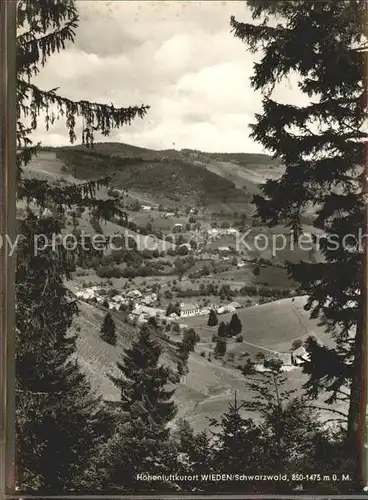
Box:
[348,158,368,485]
[0,1,16,493]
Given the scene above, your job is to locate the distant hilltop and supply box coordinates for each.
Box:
[40,141,279,165]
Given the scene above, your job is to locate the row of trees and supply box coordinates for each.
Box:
[208,310,243,336]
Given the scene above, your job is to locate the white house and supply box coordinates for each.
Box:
[76,290,96,301]
[217,304,236,315]
[291,346,310,365]
[132,305,165,317]
[126,289,142,299]
[173,223,184,231]
[178,243,191,252]
[109,302,119,311]
[179,302,210,317]
[223,228,239,236]
[276,352,293,366]
[142,205,152,211]
[39,208,52,218]
[141,293,158,306]
[228,301,242,309]
[263,352,293,368]
[136,313,148,325]
[180,302,201,317]
[110,294,126,303]
[218,246,231,254]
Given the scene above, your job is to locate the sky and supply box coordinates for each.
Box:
[30,1,305,154]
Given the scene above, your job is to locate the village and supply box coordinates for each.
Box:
[74,278,311,373]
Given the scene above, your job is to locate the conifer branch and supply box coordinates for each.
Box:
[304,405,348,418]
[17,16,79,78]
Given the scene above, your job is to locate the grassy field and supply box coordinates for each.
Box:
[71,273,176,290]
[253,265,297,288]
[182,296,332,349]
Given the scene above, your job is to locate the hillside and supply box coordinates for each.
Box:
[44,143,278,164]
[53,147,254,210]
[39,143,283,210]
[72,295,346,433]
[71,300,180,399]
[31,145,285,213]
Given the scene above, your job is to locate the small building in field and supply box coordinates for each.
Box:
[228,301,242,309]
[258,352,293,372]
[223,228,239,236]
[276,352,293,366]
[178,243,191,252]
[141,293,158,306]
[126,289,142,299]
[291,345,310,365]
[218,246,231,254]
[132,305,165,318]
[179,302,209,317]
[180,302,201,317]
[217,304,236,315]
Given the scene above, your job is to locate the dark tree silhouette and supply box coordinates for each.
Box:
[231,0,367,462]
[217,321,228,338]
[100,312,117,346]
[228,313,242,336]
[207,309,218,327]
[15,0,148,491]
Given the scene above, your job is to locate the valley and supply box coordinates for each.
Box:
[21,145,345,433]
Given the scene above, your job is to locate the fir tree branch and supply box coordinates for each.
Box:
[17,79,150,145]
[304,405,348,418]
[17,16,79,79]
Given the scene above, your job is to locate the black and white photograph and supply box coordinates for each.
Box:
[2,0,368,495]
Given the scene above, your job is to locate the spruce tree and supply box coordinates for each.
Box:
[15,218,111,492]
[109,324,177,426]
[182,328,199,353]
[15,0,149,492]
[215,337,227,358]
[208,393,261,492]
[231,0,367,464]
[173,419,215,492]
[165,303,174,316]
[101,324,178,492]
[228,313,242,336]
[176,329,199,377]
[217,321,228,338]
[100,312,117,346]
[97,414,180,493]
[241,361,356,491]
[207,309,218,327]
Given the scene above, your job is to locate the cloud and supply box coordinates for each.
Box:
[28,1,302,153]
